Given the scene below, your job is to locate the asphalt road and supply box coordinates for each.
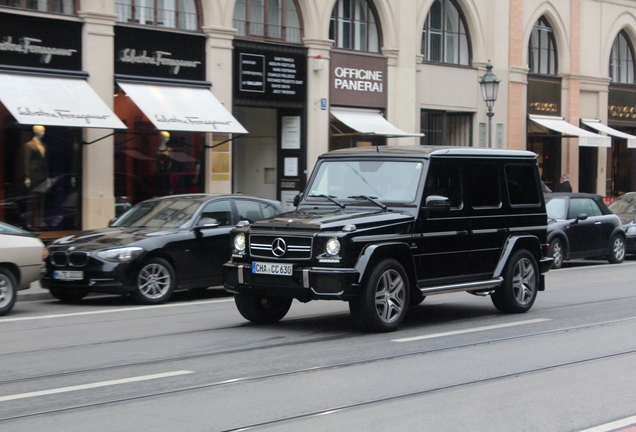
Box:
[2,258,636,432]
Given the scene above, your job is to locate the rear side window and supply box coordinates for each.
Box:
[505,164,540,206]
[568,198,602,218]
[424,161,463,208]
[466,163,501,208]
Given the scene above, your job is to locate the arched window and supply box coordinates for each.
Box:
[421,0,470,65]
[116,0,200,31]
[529,17,557,75]
[610,31,635,84]
[0,0,74,14]
[329,0,380,53]
[233,0,302,44]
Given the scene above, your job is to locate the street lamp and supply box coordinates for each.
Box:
[479,61,500,148]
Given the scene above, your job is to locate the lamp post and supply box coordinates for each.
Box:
[479,61,500,148]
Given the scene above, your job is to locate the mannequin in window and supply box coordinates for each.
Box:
[155,131,173,195]
[23,125,49,190]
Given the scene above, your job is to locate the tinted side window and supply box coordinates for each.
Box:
[568,198,601,218]
[466,163,501,208]
[261,204,280,219]
[201,200,232,226]
[235,200,275,223]
[505,164,540,206]
[424,161,462,208]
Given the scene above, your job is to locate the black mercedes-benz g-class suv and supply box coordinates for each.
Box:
[223,146,553,332]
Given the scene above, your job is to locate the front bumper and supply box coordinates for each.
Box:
[223,261,361,301]
[41,261,138,295]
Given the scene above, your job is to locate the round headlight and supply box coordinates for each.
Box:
[234,233,246,252]
[325,237,341,256]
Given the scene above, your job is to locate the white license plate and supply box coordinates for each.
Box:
[53,270,84,281]
[252,262,293,276]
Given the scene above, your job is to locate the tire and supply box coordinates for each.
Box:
[349,259,410,332]
[491,249,539,314]
[550,238,564,269]
[234,292,293,324]
[607,235,626,264]
[131,257,176,305]
[49,287,88,303]
[0,267,18,316]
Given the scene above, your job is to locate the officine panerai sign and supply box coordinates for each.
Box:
[0,12,82,71]
[114,26,205,81]
[330,51,387,108]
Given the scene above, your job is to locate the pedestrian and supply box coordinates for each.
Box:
[557,174,573,192]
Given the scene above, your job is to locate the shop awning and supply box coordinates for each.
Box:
[528,115,610,147]
[331,108,423,137]
[0,73,126,129]
[581,119,636,149]
[117,81,247,134]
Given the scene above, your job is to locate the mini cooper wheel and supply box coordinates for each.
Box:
[607,235,626,264]
[49,288,88,304]
[550,238,564,269]
[131,257,176,305]
[234,292,293,324]
[491,249,538,314]
[0,268,17,316]
[349,259,410,332]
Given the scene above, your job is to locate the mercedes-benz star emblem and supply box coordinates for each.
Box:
[272,238,287,257]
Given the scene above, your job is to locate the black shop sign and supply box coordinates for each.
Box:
[234,42,306,102]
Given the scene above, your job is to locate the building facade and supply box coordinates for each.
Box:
[2,0,636,238]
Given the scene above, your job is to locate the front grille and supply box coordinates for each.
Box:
[50,251,90,267]
[250,235,312,260]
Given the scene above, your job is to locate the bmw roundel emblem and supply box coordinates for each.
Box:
[272,238,287,257]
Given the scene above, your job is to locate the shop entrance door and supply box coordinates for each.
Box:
[233,107,277,200]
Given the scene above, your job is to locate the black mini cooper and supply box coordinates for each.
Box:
[223,146,553,332]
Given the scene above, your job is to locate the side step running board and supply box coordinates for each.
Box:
[418,277,503,296]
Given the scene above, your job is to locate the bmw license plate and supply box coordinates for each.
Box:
[252,262,293,276]
[53,270,84,281]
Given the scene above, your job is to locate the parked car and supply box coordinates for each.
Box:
[224,146,553,332]
[545,192,626,269]
[0,221,46,315]
[41,194,283,305]
[607,192,636,255]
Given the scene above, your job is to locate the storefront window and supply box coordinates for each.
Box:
[329,0,380,53]
[0,0,74,14]
[610,31,635,84]
[115,0,199,30]
[233,0,302,43]
[420,111,472,146]
[529,17,557,75]
[421,0,470,66]
[0,115,81,231]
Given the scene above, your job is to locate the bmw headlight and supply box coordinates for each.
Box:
[325,237,341,256]
[234,233,246,252]
[97,247,144,262]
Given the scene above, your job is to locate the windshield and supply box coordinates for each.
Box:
[545,197,567,220]
[608,195,636,214]
[306,160,424,204]
[112,199,200,228]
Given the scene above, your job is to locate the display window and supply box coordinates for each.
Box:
[0,109,81,232]
[113,89,205,211]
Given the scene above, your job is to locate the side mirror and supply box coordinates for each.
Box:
[425,194,451,209]
[108,218,118,227]
[576,213,588,222]
[197,217,220,228]
[293,193,303,207]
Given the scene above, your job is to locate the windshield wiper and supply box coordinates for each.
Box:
[308,194,345,209]
[348,195,387,211]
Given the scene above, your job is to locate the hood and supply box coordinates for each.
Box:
[50,226,177,250]
[250,208,414,231]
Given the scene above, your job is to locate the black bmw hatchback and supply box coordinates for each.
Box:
[41,194,283,304]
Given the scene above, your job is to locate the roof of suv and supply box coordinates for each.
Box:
[322,145,537,159]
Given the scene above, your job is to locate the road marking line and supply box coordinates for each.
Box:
[0,370,194,402]
[578,416,636,432]
[0,298,234,324]
[392,318,551,343]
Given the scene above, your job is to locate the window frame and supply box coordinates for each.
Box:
[233,0,303,44]
[115,0,201,31]
[329,0,381,53]
[421,0,471,66]
[0,0,76,14]
[610,30,635,84]
[528,16,557,75]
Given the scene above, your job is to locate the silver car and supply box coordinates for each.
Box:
[0,221,46,315]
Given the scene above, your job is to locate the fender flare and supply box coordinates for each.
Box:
[354,242,416,286]
[493,235,541,278]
